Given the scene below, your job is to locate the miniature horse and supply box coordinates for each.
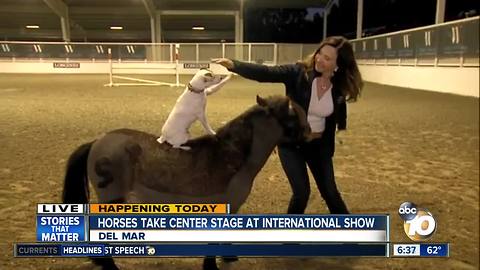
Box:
[62,95,310,270]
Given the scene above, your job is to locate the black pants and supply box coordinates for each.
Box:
[278,140,349,214]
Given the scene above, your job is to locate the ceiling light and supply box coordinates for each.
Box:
[110,26,123,30]
[192,26,205,31]
[26,25,40,29]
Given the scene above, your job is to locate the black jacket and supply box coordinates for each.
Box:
[229,60,347,157]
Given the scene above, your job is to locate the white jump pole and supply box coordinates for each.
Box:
[107,48,113,87]
[175,43,180,87]
[103,45,184,87]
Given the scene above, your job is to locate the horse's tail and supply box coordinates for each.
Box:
[62,141,94,203]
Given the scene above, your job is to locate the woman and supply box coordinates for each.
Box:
[212,36,363,214]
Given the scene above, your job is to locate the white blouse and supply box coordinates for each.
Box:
[307,78,334,133]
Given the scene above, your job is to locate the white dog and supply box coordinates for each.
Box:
[157,68,231,149]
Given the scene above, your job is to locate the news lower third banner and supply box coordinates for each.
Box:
[87,215,388,242]
[15,243,388,257]
[22,203,393,257]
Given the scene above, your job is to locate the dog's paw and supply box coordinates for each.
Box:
[177,145,191,151]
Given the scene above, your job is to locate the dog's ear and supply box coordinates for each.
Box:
[256,95,268,107]
[200,68,213,77]
[203,72,213,82]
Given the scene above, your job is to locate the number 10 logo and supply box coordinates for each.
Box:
[399,202,437,241]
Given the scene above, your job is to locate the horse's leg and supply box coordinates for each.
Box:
[90,158,133,270]
[89,197,126,270]
[219,161,264,264]
[89,142,138,203]
[220,196,239,263]
[88,142,139,270]
[203,245,237,270]
[91,257,120,270]
[203,256,219,270]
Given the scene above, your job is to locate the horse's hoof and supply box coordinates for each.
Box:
[101,265,119,270]
[203,257,219,270]
[91,258,119,270]
[222,256,238,263]
[97,262,119,270]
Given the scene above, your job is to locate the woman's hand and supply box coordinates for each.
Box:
[336,130,346,145]
[211,58,234,70]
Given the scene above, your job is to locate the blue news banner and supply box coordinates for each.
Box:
[15,243,388,257]
[20,214,390,257]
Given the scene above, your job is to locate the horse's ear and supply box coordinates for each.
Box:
[256,95,267,107]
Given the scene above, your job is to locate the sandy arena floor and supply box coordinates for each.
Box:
[0,74,478,270]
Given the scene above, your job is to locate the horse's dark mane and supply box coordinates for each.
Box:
[179,104,268,178]
[217,105,266,135]
[184,104,266,147]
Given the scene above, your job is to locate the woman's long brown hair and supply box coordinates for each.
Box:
[300,36,363,101]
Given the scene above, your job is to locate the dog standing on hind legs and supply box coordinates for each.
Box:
[158,68,231,149]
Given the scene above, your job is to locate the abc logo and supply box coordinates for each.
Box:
[398,202,436,241]
[398,202,417,220]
